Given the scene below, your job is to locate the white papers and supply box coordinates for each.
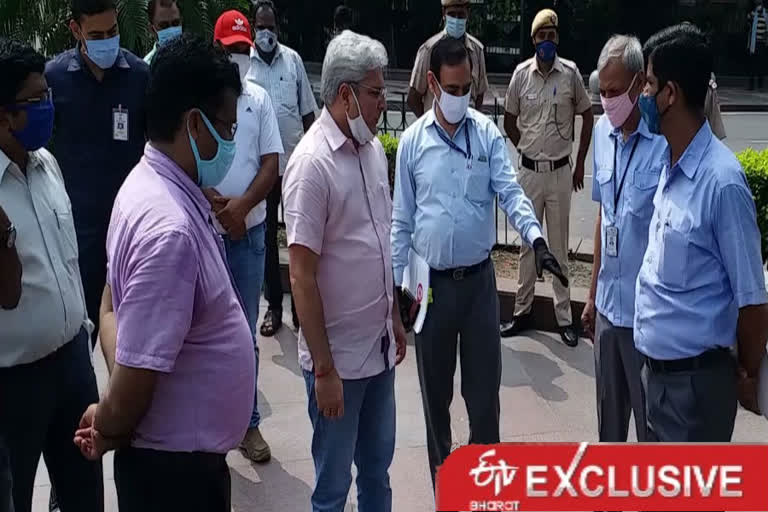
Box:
[758,350,768,421]
[402,248,430,334]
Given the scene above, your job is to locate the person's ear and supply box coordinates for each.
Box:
[554,32,560,45]
[427,71,440,98]
[186,109,202,140]
[69,20,83,42]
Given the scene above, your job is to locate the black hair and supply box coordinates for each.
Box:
[334,5,353,30]
[0,37,46,106]
[250,0,277,21]
[147,0,178,24]
[146,33,242,142]
[643,23,711,110]
[429,36,471,81]
[71,0,116,21]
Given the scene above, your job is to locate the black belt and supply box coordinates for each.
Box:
[646,348,732,373]
[521,155,570,173]
[432,258,490,281]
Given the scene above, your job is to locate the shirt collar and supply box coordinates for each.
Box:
[672,120,713,180]
[533,55,564,76]
[610,115,653,142]
[68,45,130,72]
[318,108,351,152]
[144,143,210,215]
[0,148,46,183]
[0,148,10,183]
[249,44,283,66]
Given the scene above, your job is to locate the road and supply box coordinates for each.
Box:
[377,111,768,255]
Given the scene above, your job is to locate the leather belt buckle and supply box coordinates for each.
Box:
[535,160,554,173]
[453,268,465,280]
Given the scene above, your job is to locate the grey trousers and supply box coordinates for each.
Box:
[643,349,737,442]
[415,260,501,486]
[594,313,648,442]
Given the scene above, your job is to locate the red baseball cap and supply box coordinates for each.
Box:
[214,10,254,47]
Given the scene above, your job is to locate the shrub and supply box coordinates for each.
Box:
[737,148,768,267]
[378,133,399,195]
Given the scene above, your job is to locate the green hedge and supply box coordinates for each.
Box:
[737,148,768,266]
[378,133,399,195]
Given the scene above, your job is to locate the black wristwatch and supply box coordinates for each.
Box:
[1,223,16,249]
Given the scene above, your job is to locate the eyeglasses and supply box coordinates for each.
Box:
[355,83,387,100]
[6,88,53,110]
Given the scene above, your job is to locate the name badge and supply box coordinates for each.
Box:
[526,93,538,100]
[606,226,618,257]
[113,105,129,142]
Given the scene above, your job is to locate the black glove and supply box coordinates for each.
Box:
[397,287,420,333]
[533,238,569,288]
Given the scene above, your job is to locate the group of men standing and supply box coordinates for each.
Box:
[1,1,767,512]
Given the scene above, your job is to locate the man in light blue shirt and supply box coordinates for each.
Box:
[391,37,567,486]
[582,35,668,444]
[635,24,768,442]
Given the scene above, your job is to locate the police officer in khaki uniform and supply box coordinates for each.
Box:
[500,9,594,347]
[407,0,489,117]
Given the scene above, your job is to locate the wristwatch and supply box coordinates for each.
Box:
[1,223,16,249]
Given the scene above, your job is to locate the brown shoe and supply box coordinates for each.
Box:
[239,427,271,463]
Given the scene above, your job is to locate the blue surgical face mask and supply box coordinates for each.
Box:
[535,40,557,62]
[10,98,55,151]
[638,89,668,135]
[157,25,182,46]
[187,109,236,188]
[445,16,467,39]
[84,35,121,69]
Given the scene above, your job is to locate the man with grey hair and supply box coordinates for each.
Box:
[581,35,668,442]
[283,30,407,512]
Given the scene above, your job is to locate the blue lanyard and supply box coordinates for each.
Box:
[435,123,472,163]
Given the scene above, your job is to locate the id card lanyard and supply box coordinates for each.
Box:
[605,136,640,258]
[435,123,472,170]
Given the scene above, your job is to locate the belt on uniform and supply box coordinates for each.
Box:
[431,258,490,281]
[521,155,570,173]
[646,347,732,373]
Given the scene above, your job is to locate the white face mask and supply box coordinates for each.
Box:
[434,82,471,124]
[346,87,375,145]
[229,53,251,82]
[255,29,278,53]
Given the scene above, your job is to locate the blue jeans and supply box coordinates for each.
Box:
[303,368,395,512]
[224,222,266,428]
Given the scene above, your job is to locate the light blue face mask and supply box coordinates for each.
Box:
[84,34,121,69]
[187,110,237,188]
[157,25,182,46]
[445,16,467,39]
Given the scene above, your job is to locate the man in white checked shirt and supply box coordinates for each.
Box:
[246,0,318,338]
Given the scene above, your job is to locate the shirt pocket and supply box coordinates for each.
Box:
[629,166,661,218]
[595,167,614,216]
[464,164,491,204]
[657,207,691,289]
[276,68,299,110]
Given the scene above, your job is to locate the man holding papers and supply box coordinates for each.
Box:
[391,36,568,488]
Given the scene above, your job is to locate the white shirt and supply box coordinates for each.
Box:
[214,81,284,231]
[246,44,318,176]
[0,148,88,367]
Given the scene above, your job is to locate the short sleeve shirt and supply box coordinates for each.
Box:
[410,32,489,113]
[212,81,284,231]
[505,56,591,161]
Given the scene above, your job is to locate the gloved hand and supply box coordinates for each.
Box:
[533,238,569,288]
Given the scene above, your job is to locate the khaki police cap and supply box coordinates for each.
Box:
[441,0,470,6]
[531,9,558,37]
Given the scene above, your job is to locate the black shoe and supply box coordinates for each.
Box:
[500,314,532,338]
[560,325,579,347]
[292,309,300,331]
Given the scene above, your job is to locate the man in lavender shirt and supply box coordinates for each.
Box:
[73,35,255,512]
[283,31,407,512]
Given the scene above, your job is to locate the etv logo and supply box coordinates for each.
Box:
[469,449,519,497]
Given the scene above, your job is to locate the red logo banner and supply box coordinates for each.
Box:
[436,443,768,511]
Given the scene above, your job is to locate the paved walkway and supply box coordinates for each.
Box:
[29,297,768,511]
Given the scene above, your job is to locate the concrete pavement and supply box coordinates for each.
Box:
[30,297,768,511]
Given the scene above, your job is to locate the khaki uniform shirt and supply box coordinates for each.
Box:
[410,31,489,112]
[505,56,591,161]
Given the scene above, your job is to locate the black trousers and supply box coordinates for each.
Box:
[415,261,501,487]
[77,230,108,348]
[264,176,296,316]
[114,447,231,512]
[0,437,12,512]
[0,328,103,512]
[748,45,767,89]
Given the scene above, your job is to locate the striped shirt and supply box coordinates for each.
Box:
[757,11,766,43]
